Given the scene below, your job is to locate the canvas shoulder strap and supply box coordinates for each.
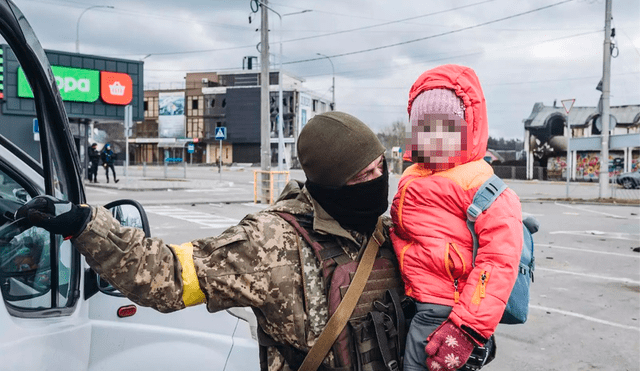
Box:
[299,217,385,371]
[466,175,508,267]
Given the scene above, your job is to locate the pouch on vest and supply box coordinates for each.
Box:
[268,212,411,371]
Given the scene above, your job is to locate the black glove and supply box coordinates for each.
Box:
[15,195,92,238]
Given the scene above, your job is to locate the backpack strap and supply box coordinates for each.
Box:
[466,175,508,267]
[299,217,385,371]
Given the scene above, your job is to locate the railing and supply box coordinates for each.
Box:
[139,161,187,179]
[253,170,290,204]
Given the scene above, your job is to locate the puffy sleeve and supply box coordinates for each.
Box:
[448,188,523,340]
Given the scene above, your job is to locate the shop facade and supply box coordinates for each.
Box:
[524,102,640,180]
[0,45,143,177]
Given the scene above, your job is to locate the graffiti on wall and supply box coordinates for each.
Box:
[547,152,639,180]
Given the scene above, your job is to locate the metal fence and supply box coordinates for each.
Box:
[138,161,188,179]
[492,166,546,180]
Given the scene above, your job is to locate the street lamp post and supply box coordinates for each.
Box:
[316,53,335,110]
[76,5,114,53]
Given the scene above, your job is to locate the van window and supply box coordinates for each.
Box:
[0,168,55,309]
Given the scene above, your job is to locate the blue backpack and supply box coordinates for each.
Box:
[466,175,538,325]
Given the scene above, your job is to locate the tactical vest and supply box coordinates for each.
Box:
[258,212,413,371]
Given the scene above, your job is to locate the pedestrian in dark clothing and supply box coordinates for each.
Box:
[88,143,100,183]
[101,143,119,183]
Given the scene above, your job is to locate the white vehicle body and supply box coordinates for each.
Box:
[0,1,259,369]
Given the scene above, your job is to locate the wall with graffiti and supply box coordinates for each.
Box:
[547,151,639,180]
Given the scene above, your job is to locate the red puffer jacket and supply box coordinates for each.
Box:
[391,65,523,339]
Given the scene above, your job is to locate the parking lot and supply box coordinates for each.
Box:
[491,201,639,370]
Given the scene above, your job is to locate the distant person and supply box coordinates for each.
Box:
[87,143,100,183]
[391,65,523,371]
[101,143,118,183]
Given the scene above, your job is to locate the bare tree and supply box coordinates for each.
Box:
[377,120,406,151]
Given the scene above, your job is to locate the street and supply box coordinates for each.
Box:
[85,171,640,371]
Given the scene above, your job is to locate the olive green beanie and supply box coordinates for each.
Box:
[297,111,385,187]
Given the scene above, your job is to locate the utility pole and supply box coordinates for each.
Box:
[599,0,612,198]
[260,0,271,203]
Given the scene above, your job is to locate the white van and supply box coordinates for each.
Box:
[0,1,259,369]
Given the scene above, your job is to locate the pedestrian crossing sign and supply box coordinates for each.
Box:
[215,127,227,140]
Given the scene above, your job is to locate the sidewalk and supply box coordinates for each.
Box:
[85,164,294,191]
[84,165,640,205]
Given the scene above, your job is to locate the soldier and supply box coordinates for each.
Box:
[16,111,392,371]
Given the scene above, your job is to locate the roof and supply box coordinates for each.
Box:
[523,103,640,129]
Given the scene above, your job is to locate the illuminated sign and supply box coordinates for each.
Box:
[18,66,99,102]
[101,71,132,105]
[18,66,133,105]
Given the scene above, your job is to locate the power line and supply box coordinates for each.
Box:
[284,0,575,65]
[300,30,601,79]
[275,0,496,44]
[142,1,582,73]
[111,0,496,58]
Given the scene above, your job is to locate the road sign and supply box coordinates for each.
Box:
[33,118,39,141]
[214,127,227,140]
[187,143,195,153]
[561,99,575,114]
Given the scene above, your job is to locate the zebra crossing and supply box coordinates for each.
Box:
[143,205,240,229]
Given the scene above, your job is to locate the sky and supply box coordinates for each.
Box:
[12,0,640,139]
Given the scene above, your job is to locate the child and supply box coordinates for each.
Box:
[391,65,523,371]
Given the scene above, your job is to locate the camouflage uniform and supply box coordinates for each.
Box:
[73,180,393,371]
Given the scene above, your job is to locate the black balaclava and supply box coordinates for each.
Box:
[306,161,388,233]
[297,112,388,233]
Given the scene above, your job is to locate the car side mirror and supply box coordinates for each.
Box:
[84,199,151,300]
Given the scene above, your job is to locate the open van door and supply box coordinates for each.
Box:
[0,0,91,369]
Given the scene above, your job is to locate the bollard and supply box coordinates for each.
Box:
[183,159,187,179]
[164,160,168,178]
[143,162,147,177]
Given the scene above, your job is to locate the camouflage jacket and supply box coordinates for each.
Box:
[73,180,393,371]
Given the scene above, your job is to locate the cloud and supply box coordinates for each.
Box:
[11,0,640,139]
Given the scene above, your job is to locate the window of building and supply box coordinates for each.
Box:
[192,99,199,110]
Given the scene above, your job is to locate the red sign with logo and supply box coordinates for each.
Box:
[100,71,132,105]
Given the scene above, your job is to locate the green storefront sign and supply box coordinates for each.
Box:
[18,65,99,102]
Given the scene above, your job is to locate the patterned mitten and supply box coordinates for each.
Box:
[425,320,475,371]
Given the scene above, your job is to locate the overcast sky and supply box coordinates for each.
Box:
[13,0,640,139]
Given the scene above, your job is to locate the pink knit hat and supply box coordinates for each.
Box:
[409,88,465,121]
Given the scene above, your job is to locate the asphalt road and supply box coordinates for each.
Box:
[85,179,640,371]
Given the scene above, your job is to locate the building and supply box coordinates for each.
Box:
[0,45,144,174]
[135,69,332,166]
[523,102,640,180]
